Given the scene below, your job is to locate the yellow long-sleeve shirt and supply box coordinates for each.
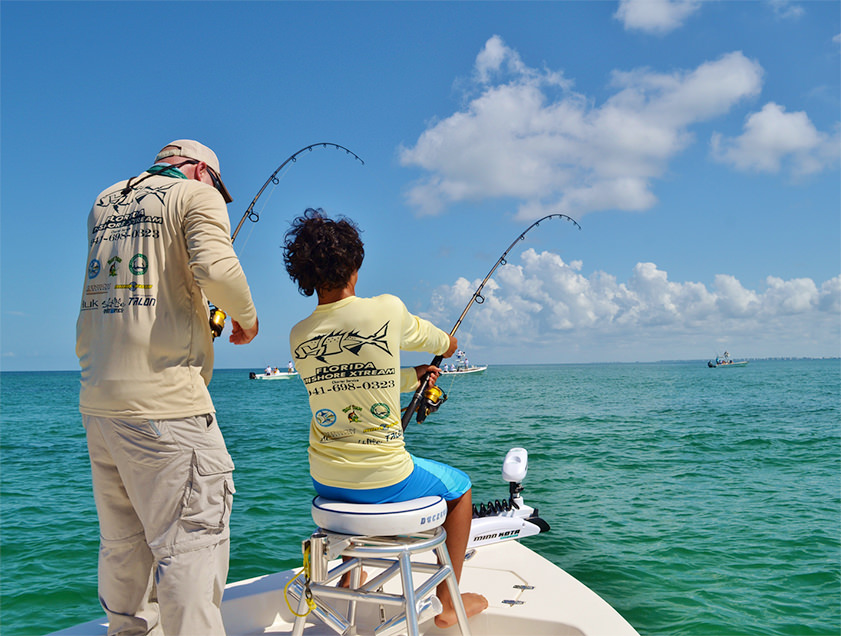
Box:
[290,295,450,489]
[76,172,257,419]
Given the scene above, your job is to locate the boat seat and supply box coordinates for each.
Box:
[288,496,471,636]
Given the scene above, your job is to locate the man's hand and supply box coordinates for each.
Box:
[415,364,442,386]
[230,318,258,344]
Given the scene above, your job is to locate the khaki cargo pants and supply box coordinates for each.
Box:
[83,414,236,635]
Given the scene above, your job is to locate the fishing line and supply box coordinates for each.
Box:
[401,213,581,430]
[236,168,287,253]
[210,143,365,339]
[440,311,480,394]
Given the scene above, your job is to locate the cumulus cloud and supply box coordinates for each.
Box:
[421,249,840,359]
[614,0,803,34]
[711,102,841,175]
[768,0,805,20]
[400,36,763,219]
[614,0,702,34]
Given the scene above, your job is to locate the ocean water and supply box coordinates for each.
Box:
[1,360,839,636]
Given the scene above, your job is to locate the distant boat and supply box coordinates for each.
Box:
[441,364,487,375]
[441,350,487,375]
[708,351,748,368]
[250,369,299,380]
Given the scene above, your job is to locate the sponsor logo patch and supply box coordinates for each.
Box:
[316,409,337,428]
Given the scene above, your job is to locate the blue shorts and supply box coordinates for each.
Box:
[312,455,471,503]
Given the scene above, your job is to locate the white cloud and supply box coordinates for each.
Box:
[400,36,763,218]
[768,0,805,20]
[614,0,702,34]
[819,276,841,313]
[762,275,819,314]
[713,274,760,317]
[421,249,840,361]
[711,102,840,175]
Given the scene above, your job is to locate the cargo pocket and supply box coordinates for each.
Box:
[180,449,236,531]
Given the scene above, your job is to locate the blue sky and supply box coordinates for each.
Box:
[1,0,839,371]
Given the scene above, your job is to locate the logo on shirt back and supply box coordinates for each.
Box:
[315,409,336,427]
[295,322,391,363]
[88,259,101,279]
[371,403,390,419]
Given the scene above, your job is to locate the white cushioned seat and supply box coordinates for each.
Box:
[311,495,447,536]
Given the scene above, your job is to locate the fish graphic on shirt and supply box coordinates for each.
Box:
[295,322,391,363]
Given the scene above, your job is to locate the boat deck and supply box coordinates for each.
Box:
[222,540,634,635]
[52,539,637,636]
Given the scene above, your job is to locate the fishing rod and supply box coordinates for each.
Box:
[401,213,581,430]
[231,142,364,243]
[210,142,365,338]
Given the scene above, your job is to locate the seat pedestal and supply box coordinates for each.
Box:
[288,497,471,636]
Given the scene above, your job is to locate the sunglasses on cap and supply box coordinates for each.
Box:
[173,160,226,199]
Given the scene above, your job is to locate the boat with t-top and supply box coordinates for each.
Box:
[708,351,748,368]
[441,350,487,375]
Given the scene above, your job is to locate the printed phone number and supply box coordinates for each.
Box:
[91,228,160,245]
[308,379,395,396]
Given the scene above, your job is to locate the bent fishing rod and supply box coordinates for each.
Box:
[210,142,365,338]
[401,213,581,430]
[231,142,364,243]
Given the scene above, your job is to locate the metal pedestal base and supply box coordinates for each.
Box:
[289,527,471,636]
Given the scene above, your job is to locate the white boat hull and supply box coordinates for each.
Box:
[252,372,299,380]
[49,448,637,636]
[51,540,637,636]
[440,365,487,375]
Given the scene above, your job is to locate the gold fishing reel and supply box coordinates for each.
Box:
[416,384,448,424]
[209,305,227,340]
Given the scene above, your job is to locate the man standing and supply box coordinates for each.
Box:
[76,140,258,635]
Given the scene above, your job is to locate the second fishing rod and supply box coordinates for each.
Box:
[401,213,581,430]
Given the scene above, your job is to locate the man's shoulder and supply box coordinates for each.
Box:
[94,179,131,201]
[94,174,219,205]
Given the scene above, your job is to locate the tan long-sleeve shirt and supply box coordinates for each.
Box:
[76,172,257,419]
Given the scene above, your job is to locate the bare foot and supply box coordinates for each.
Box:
[434,592,488,628]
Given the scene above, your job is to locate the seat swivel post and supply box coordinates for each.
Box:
[308,532,329,583]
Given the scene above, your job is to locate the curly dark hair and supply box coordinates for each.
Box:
[283,208,365,297]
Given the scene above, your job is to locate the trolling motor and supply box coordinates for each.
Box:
[467,447,551,549]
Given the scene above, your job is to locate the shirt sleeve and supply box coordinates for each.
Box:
[400,367,419,392]
[397,298,451,356]
[182,186,257,329]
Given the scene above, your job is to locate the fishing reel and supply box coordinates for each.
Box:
[209,304,226,340]
[415,384,448,424]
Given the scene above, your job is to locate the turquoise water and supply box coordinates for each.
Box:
[1,360,839,635]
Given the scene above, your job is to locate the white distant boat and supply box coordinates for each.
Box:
[441,350,487,375]
[440,365,487,375]
[251,369,299,380]
[50,448,638,636]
